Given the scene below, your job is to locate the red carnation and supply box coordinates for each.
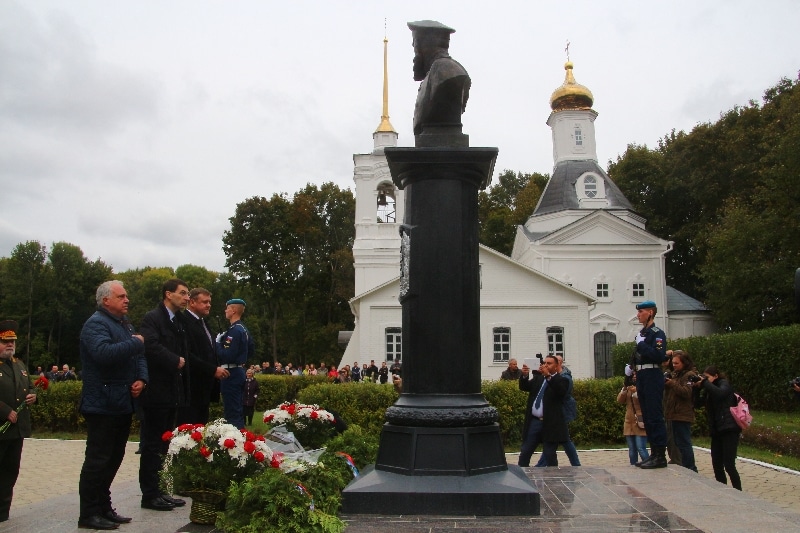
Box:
[190,431,203,442]
[264,414,274,423]
[199,446,211,458]
[243,441,255,454]
[223,438,235,449]
[34,375,49,390]
[270,456,281,468]
[162,431,174,442]
[177,424,194,433]
[310,411,319,419]
[254,451,265,463]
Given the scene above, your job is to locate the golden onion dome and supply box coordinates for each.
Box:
[549,61,594,111]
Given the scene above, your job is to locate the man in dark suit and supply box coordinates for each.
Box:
[177,288,228,425]
[137,279,191,512]
[517,355,569,467]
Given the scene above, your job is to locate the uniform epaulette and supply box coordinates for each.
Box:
[651,326,662,333]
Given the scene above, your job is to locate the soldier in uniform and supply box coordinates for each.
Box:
[215,298,254,429]
[630,300,669,469]
[0,320,36,523]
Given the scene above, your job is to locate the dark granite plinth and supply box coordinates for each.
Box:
[341,465,539,516]
[375,423,506,476]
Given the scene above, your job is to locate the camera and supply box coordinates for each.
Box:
[663,371,672,380]
[789,377,800,388]
[535,353,544,364]
[687,374,704,384]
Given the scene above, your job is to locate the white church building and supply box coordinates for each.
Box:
[339,42,715,380]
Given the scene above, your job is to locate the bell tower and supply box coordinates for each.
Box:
[352,36,405,295]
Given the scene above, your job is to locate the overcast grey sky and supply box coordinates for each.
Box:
[2,1,798,272]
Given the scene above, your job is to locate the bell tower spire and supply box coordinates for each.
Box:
[374,27,398,150]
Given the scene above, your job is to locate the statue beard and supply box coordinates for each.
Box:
[413,54,426,81]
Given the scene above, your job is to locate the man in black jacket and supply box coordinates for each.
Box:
[517,355,569,467]
[177,288,228,425]
[138,279,191,512]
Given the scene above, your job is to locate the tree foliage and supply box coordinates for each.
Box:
[609,73,800,330]
[222,182,355,364]
[478,170,548,255]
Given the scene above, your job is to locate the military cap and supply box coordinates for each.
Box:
[407,20,456,34]
[0,320,18,341]
[635,300,657,310]
[226,298,247,307]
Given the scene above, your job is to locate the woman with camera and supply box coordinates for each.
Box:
[664,350,699,472]
[693,365,742,490]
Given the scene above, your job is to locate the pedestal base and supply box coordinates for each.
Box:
[340,465,539,516]
[375,423,506,476]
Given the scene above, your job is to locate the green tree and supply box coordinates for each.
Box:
[0,241,48,366]
[478,170,548,255]
[222,183,355,365]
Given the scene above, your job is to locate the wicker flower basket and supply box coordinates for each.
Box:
[186,489,227,524]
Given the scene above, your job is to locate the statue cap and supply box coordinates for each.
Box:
[407,20,456,34]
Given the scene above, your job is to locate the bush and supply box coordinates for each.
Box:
[297,382,398,436]
[481,380,527,445]
[218,466,345,533]
[613,324,800,411]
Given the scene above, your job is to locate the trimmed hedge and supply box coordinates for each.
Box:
[21,374,709,446]
[614,324,800,410]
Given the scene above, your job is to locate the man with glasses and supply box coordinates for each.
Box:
[138,279,191,511]
[0,320,37,523]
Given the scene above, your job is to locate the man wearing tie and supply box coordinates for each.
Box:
[177,288,228,425]
[517,355,569,467]
[137,279,191,511]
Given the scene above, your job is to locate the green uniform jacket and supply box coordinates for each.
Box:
[0,357,33,440]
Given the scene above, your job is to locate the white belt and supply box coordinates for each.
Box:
[636,364,660,370]
[221,363,241,369]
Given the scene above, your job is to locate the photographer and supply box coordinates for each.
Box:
[693,366,742,490]
[664,350,698,472]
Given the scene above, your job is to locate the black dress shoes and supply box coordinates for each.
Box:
[160,494,186,507]
[103,508,132,524]
[141,496,175,511]
[78,515,119,530]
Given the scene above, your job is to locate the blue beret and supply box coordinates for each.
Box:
[636,300,657,310]
[226,298,247,307]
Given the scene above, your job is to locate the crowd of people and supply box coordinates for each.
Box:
[506,299,745,495]
[0,290,759,529]
[247,357,401,384]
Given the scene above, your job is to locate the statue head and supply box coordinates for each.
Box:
[408,20,455,81]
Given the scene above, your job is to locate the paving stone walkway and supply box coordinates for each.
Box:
[5,440,800,532]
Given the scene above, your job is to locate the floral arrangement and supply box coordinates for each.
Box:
[0,375,48,434]
[263,402,337,449]
[161,418,280,495]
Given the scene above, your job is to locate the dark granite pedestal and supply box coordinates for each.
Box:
[341,146,539,516]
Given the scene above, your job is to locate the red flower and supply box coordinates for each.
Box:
[243,430,256,442]
[199,446,211,458]
[223,438,236,449]
[269,456,281,468]
[310,411,319,420]
[254,451,265,463]
[264,414,274,423]
[243,441,255,454]
[162,431,174,442]
[177,424,194,433]
[285,404,296,415]
[193,423,205,429]
[255,435,265,442]
[34,375,49,390]
[190,431,203,442]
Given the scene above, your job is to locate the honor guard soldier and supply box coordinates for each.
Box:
[630,300,669,469]
[216,298,254,429]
